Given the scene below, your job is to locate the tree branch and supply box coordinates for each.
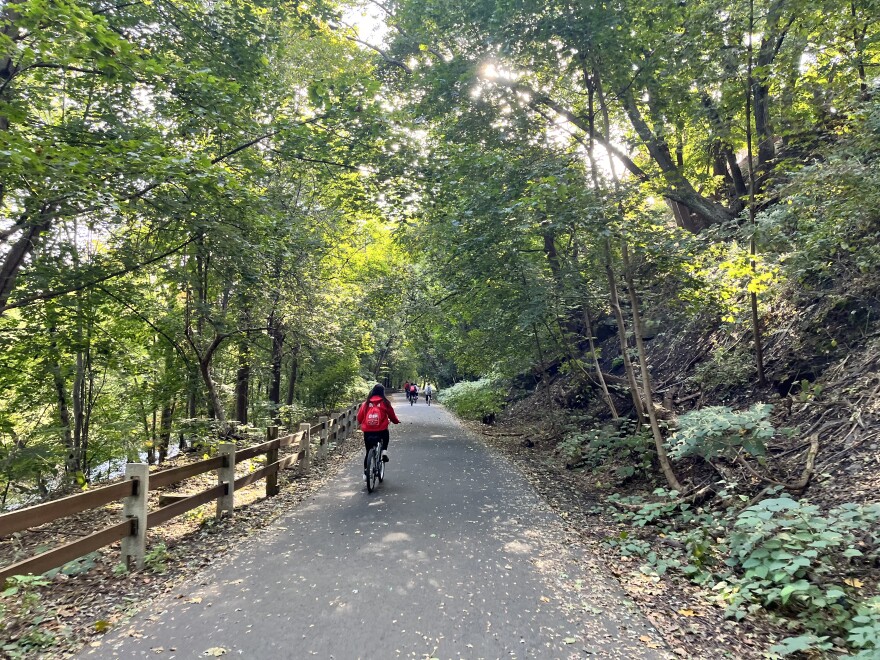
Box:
[95,284,192,367]
[341,32,412,73]
[1,234,199,313]
[504,82,649,181]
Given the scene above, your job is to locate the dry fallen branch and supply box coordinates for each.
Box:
[736,454,787,488]
[737,420,833,492]
[770,440,812,459]
[607,484,715,511]
[673,391,702,405]
[787,431,820,491]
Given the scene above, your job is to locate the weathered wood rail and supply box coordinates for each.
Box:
[0,405,359,584]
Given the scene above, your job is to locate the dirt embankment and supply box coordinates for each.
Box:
[471,300,880,657]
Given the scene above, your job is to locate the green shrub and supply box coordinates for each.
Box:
[43,552,99,578]
[300,349,363,410]
[274,402,320,430]
[605,491,880,656]
[758,99,880,286]
[560,418,654,481]
[666,404,775,461]
[438,378,506,421]
[176,417,227,454]
[848,597,880,656]
[346,376,373,405]
[723,498,880,655]
[144,542,171,574]
[693,347,756,393]
[0,575,57,655]
[723,498,879,608]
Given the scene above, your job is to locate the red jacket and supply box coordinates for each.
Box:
[357,396,400,432]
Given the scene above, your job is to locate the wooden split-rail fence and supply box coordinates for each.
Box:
[0,405,360,585]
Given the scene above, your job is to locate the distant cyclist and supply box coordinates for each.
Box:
[402,381,410,401]
[357,384,400,477]
[409,383,419,403]
[424,383,433,405]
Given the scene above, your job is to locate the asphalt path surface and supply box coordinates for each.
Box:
[84,395,670,659]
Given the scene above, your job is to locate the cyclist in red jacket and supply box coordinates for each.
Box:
[357,384,400,478]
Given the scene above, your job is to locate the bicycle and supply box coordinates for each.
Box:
[425,392,432,406]
[410,391,417,405]
[364,439,385,493]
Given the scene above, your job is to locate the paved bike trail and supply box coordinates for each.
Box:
[83,396,670,659]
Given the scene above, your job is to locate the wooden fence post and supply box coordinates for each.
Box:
[298,422,311,473]
[266,426,279,497]
[121,463,149,570]
[318,416,328,460]
[217,442,235,517]
[330,413,340,451]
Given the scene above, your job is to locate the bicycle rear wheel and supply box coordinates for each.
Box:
[378,452,385,482]
[366,447,378,492]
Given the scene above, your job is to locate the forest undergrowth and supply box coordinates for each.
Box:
[455,300,880,659]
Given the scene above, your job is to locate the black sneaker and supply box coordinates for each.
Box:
[381,450,389,462]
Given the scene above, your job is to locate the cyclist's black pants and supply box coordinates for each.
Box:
[363,430,390,470]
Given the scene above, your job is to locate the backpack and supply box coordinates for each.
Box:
[365,400,386,428]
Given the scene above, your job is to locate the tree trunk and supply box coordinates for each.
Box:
[752,80,774,170]
[181,285,198,449]
[586,72,644,420]
[531,323,554,414]
[82,364,95,479]
[268,322,284,423]
[0,2,22,206]
[0,213,53,314]
[186,380,198,419]
[48,327,76,474]
[701,94,748,212]
[569,227,618,421]
[851,3,868,96]
[158,402,174,463]
[754,0,792,173]
[286,341,300,407]
[199,334,229,423]
[583,303,618,419]
[747,0,768,386]
[620,90,733,229]
[603,240,645,419]
[234,311,250,424]
[76,289,97,480]
[72,345,85,477]
[620,242,683,491]
[200,357,225,423]
[542,225,562,282]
